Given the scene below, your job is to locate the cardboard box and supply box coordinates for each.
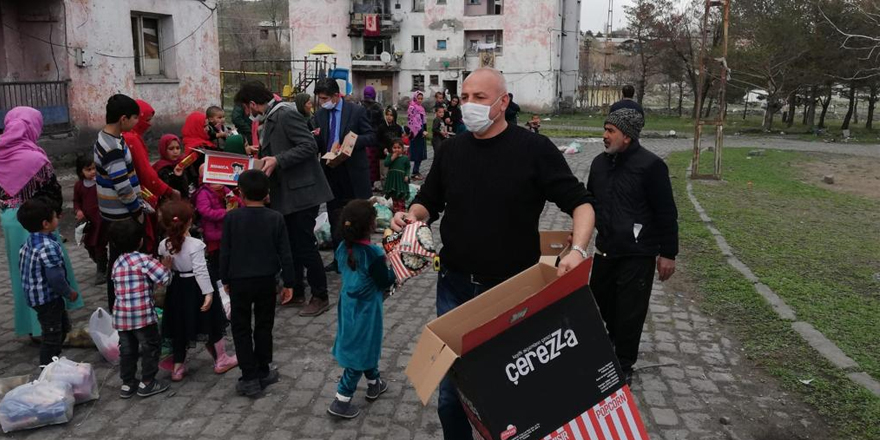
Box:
[539,231,572,267]
[322,132,358,168]
[406,259,648,440]
[202,150,263,186]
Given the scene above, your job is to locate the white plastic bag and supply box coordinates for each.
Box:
[0,375,30,401]
[88,308,119,365]
[74,222,88,246]
[0,381,74,433]
[216,281,231,320]
[313,212,329,233]
[38,357,99,404]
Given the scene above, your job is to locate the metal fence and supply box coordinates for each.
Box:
[0,81,71,133]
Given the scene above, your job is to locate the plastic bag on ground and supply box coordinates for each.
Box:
[0,376,30,401]
[315,220,332,249]
[88,308,119,365]
[374,203,393,229]
[0,381,74,433]
[216,281,231,320]
[37,357,99,404]
[407,183,420,207]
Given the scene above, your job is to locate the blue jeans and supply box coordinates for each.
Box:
[436,269,501,440]
[338,367,380,397]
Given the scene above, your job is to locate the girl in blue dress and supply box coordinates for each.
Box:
[328,200,396,419]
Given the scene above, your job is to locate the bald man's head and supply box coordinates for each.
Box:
[463,68,508,96]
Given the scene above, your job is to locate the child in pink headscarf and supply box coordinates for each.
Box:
[406,91,427,180]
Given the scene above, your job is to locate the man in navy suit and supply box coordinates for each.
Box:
[312,78,378,273]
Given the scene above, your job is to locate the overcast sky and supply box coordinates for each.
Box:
[581,0,632,34]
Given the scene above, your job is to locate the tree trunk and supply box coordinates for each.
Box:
[705,95,714,118]
[853,95,859,125]
[762,92,777,131]
[819,86,832,128]
[678,82,684,117]
[841,82,856,130]
[637,79,647,105]
[867,84,877,130]
[786,90,797,129]
[743,98,749,120]
[667,83,672,113]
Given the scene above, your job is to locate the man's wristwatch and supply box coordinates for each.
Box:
[571,245,589,259]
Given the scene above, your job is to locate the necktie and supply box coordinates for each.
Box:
[328,109,337,152]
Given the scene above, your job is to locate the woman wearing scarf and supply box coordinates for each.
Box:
[122,100,178,253]
[406,91,428,180]
[294,93,317,132]
[153,134,191,198]
[447,96,466,134]
[0,107,84,338]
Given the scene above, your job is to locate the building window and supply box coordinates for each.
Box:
[413,75,425,91]
[260,29,269,40]
[430,75,439,86]
[468,0,480,4]
[131,14,163,77]
[437,40,447,50]
[413,0,425,12]
[438,0,447,4]
[466,0,502,15]
[412,35,425,53]
[466,31,503,55]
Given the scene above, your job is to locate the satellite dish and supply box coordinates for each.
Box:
[380,52,392,63]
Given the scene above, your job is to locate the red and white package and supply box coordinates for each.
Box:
[384,221,436,286]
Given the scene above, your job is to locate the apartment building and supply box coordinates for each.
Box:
[289,0,580,112]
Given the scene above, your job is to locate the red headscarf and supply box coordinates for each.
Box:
[132,100,154,136]
[152,134,182,172]
[181,111,213,154]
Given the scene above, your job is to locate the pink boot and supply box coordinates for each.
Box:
[210,340,238,374]
[171,363,186,382]
[159,355,174,372]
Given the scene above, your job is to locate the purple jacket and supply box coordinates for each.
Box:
[194,185,239,248]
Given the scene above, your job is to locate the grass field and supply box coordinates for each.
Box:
[667,148,880,439]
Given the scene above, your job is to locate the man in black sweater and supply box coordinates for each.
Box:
[391,68,596,440]
[587,108,678,386]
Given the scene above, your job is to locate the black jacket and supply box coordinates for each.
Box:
[587,140,678,259]
[314,101,378,200]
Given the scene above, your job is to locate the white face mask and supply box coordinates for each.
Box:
[461,95,504,134]
[321,99,336,110]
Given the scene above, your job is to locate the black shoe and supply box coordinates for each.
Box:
[327,398,360,419]
[365,378,388,401]
[259,368,280,389]
[119,382,138,399]
[236,378,262,397]
[137,379,169,398]
[324,261,338,272]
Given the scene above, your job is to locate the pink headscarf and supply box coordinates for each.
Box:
[407,91,426,136]
[0,107,50,197]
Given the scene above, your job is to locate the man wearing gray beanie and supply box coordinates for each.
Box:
[587,108,679,385]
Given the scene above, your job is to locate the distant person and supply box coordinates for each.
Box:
[587,108,677,386]
[432,106,451,154]
[446,96,465,134]
[433,91,448,110]
[294,93,317,131]
[406,91,428,181]
[526,114,542,134]
[610,84,645,117]
[361,86,385,186]
[504,92,520,125]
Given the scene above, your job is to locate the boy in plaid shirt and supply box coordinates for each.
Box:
[17,199,79,366]
[108,220,172,399]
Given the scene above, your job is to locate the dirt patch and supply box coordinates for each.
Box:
[795,153,880,201]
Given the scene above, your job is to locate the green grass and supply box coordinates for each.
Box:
[667,149,880,439]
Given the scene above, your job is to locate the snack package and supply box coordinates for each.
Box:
[0,381,74,433]
[384,221,436,287]
[88,308,119,365]
[38,357,99,404]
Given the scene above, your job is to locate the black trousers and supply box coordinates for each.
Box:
[119,324,161,385]
[33,298,70,366]
[229,276,276,381]
[589,255,656,372]
[285,206,328,300]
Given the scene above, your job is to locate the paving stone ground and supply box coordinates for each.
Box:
[0,138,838,439]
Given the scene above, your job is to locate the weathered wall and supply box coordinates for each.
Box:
[288,0,352,85]
[0,0,70,82]
[64,0,220,135]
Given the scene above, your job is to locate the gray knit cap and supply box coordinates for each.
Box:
[605,108,644,140]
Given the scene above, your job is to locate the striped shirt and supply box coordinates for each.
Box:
[111,252,170,331]
[94,130,143,221]
[19,233,67,307]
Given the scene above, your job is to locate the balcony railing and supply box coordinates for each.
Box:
[349,13,400,36]
[0,81,71,133]
[351,53,401,72]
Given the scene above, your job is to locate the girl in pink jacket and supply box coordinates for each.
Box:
[193,180,241,285]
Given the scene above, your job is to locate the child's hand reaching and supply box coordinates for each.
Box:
[75,210,84,222]
[200,294,213,312]
[280,287,293,305]
[161,255,174,270]
[173,164,184,176]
